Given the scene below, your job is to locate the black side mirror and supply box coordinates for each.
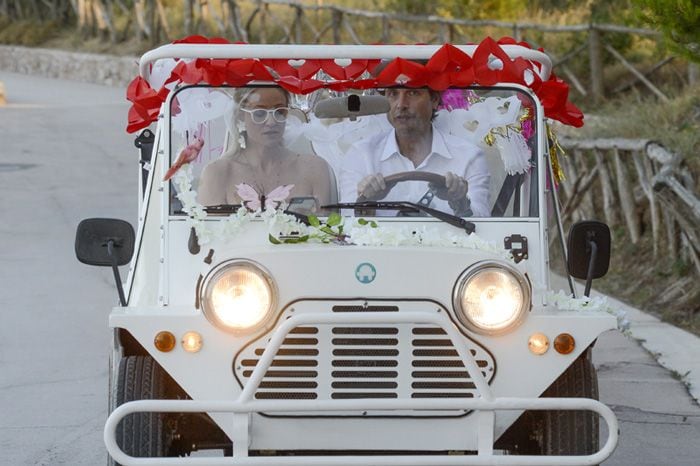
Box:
[75,218,135,266]
[75,219,135,306]
[567,220,611,297]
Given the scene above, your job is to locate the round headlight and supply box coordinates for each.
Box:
[200,260,276,333]
[453,261,530,335]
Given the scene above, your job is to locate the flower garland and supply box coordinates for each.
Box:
[546,290,630,334]
[127,36,583,133]
[171,163,511,259]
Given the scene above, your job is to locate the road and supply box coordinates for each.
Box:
[1,71,699,465]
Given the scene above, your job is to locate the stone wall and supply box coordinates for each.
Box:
[0,45,138,87]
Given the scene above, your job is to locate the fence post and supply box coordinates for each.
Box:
[331,8,342,44]
[588,25,604,102]
[689,63,698,86]
[612,147,640,244]
[294,5,303,44]
[381,15,390,43]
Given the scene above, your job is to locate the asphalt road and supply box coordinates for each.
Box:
[1,71,699,465]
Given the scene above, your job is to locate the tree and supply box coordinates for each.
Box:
[633,0,700,63]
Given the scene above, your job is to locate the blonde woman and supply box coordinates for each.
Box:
[198,87,333,209]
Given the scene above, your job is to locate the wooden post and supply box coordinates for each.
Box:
[183,0,194,35]
[155,0,172,41]
[259,0,267,44]
[331,8,342,44]
[593,149,617,225]
[605,44,669,102]
[588,26,604,102]
[380,15,390,43]
[632,151,660,256]
[294,5,303,44]
[134,0,149,40]
[663,210,678,257]
[612,147,640,244]
[576,150,595,219]
[224,0,247,42]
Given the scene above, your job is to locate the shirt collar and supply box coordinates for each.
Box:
[379,127,454,162]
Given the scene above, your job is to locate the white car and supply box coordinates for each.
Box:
[76,40,619,465]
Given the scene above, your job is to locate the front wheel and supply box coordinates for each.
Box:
[113,356,174,464]
[498,350,600,458]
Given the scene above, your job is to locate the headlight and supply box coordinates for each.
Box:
[200,260,276,333]
[453,261,530,335]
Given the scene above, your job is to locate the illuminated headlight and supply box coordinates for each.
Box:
[200,260,276,333]
[453,261,530,335]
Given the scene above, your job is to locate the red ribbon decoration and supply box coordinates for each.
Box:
[261,59,322,80]
[321,58,377,80]
[126,36,584,132]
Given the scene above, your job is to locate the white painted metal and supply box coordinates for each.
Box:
[138,44,553,83]
[105,311,618,466]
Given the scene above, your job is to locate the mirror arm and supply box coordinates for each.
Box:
[107,240,127,307]
[583,239,598,298]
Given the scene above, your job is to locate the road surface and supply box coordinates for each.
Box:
[1,71,698,465]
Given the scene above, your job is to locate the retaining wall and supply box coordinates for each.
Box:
[0,45,137,87]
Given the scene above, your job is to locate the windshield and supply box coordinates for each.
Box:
[168,85,539,218]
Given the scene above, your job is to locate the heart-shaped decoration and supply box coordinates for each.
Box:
[464,120,479,132]
[288,59,306,68]
[334,58,352,67]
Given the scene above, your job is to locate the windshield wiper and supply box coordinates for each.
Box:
[203,204,243,214]
[322,201,475,234]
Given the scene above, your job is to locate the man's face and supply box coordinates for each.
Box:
[385,88,438,134]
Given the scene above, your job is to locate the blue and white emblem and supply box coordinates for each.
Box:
[355,262,376,284]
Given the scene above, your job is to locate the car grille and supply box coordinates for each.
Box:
[233,301,495,416]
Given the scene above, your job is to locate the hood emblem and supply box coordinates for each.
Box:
[355,262,377,284]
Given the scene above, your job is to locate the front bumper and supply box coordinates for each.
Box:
[106,310,619,465]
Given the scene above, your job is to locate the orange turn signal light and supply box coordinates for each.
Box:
[154,331,177,352]
[553,333,576,354]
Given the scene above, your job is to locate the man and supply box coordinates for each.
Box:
[339,88,490,217]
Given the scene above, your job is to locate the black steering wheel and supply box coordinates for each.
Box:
[356,171,447,202]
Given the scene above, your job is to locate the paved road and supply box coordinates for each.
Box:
[1,71,699,465]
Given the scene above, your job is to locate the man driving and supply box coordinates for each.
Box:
[339,88,490,217]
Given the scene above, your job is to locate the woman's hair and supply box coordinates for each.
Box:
[234,86,291,109]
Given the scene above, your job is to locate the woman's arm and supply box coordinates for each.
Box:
[197,160,229,206]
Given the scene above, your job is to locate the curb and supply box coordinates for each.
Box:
[553,275,700,405]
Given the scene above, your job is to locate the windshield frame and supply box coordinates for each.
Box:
[164,82,546,223]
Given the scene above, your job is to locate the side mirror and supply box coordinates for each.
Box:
[75,218,135,266]
[567,220,611,296]
[75,218,135,307]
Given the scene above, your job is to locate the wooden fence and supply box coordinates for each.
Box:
[2,0,695,101]
[557,138,700,288]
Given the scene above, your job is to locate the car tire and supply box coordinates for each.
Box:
[498,350,600,459]
[114,355,173,464]
[538,350,600,456]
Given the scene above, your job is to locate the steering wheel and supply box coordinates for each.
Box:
[356,171,447,202]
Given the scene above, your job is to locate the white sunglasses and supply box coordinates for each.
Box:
[240,107,289,124]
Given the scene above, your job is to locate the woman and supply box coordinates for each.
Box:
[198,87,333,209]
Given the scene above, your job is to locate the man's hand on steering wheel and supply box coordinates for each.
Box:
[358,174,391,201]
[430,171,469,202]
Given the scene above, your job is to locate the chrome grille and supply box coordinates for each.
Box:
[233,301,495,416]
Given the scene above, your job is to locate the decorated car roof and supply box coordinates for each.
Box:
[127,36,583,133]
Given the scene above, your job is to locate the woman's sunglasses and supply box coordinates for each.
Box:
[240,107,289,124]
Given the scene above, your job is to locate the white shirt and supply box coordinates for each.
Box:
[340,127,491,217]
